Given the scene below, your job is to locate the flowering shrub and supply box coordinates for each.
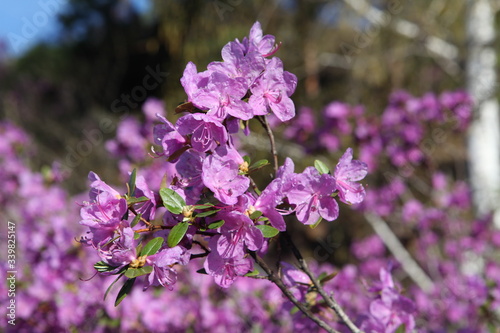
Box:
[78,21,375,332]
[4,21,500,333]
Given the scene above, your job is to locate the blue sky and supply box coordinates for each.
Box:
[0,0,151,56]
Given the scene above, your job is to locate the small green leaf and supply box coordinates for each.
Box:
[244,268,260,277]
[207,220,225,229]
[394,324,406,333]
[125,266,153,279]
[168,222,189,247]
[195,209,220,217]
[133,232,141,240]
[250,159,269,170]
[290,306,299,315]
[102,235,121,248]
[243,155,251,165]
[140,237,164,256]
[115,278,136,306]
[314,160,330,175]
[126,196,150,205]
[249,210,263,220]
[193,203,215,209]
[104,273,125,301]
[94,261,118,273]
[128,169,137,196]
[130,214,141,228]
[318,272,337,285]
[160,188,186,214]
[309,217,322,229]
[255,225,279,238]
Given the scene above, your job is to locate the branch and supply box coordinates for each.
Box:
[282,233,364,333]
[364,213,434,292]
[257,116,279,173]
[250,252,340,333]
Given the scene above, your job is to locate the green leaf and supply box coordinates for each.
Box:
[94,261,118,273]
[290,306,299,315]
[168,222,189,247]
[115,278,136,306]
[244,268,260,277]
[249,210,262,220]
[243,155,251,165]
[314,160,330,175]
[394,324,406,333]
[102,235,121,248]
[160,188,186,214]
[126,196,150,205]
[133,232,141,240]
[125,266,153,279]
[195,209,220,217]
[207,220,225,229]
[318,272,337,285]
[104,273,125,301]
[255,225,279,238]
[130,214,141,228]
[193,203,215,209]
[309,217,323,229]
[140,237,164,256]
[250,159,269,171]
[128,168,137,196]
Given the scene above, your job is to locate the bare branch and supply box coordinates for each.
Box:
[364,213,434,292]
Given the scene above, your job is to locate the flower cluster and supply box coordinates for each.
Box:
[1,119,414,333]
[78,22,368,307]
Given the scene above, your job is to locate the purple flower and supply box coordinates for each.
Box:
[202,146,249,205]
[133,174,157,220]
[173,149,205,204]
[208,40,265,87]
[254,157,295,231]
[245,21,279,57]
[153,115,186,161]
[215,210,264,258]
[204,236,254,288]
[360,268,416,333]
[176,113,228,153]
[249,57,297,122]
[284,166,338,225]
[142,97,166,121]
[145,246,190,290]
[80,191,127,231]
[281,262,310,288]
[180,61,211,102]
[97,227,137,270]
[334,148,367,205]
[188,70,253,121]
[87,171,122,201]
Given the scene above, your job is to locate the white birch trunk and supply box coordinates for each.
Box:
[466,0,500,228]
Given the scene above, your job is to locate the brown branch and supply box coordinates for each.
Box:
[257,116,279,173]
[250,252,340,333]
[282,232,364,333]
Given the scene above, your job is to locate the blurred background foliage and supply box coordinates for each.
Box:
[0,0,494,264]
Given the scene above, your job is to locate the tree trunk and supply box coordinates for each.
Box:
[466,0,500,227]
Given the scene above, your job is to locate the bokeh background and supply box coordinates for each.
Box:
[2,0,500,331]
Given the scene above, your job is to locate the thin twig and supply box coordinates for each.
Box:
[282,232,364,333]
[250,252,340,333]
[257,116,279,173]
[364,213,433,292]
